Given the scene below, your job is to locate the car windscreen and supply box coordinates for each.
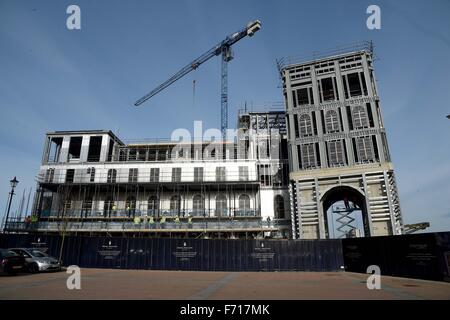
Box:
[0,250,18,258]
[30,250,48,257]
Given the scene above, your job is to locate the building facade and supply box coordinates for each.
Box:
[278,45,403,239]
[6,111,291,239]
[4,44,404,241]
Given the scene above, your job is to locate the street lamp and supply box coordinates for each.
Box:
[3,176,19,232]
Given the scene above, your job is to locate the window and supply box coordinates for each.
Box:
[158,148,168,161]
[125,196,136,217]
[238,194,251,216]
[352,106,369,129]
[293,114,299,138]
[274,195,285,219]
[325,110,340,133]
[47,137,62,163]
[107,139,114,162]
[347,72,362,97]
[194,167,203,182]
[272,166,285,187]
[150,168,160,182]
[87,167,95,182]
[119,149,127,161]
[192,195,205,216]
[301,144,316,169]
[356,136,374,163]
[66,169,75,183]
[172,167,181,182]
[45,168,54,183]
[128,168,138,183]
[215,194,228,217]
[107,169,117,183]
[148,150,157,161]
[257,138,269,159]
[261,114,269,130]
[68,137,82,161]
[63,200,72,215]
[81,197,92,217]
[135,148,146,161]
[87,136,102,162]
[41,195,52,217]
[239,166,249,181]
[297,88,309,105]
[299,114,313,136]
[216,167,226,181]
[170,195,181,215]
[319,77,335,101]
[292,84,314,106]
[147,195,159,216]
[103,197,114,217]
[128,148,137,161]
[327,140,346,166]
[360,72,368,96]
[258,164,271,186]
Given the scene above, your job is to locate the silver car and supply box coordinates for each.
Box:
[9,248,61,273]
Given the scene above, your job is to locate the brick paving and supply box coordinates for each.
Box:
[0,268,449,300]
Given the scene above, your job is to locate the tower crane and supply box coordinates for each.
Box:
[134,20,261,139]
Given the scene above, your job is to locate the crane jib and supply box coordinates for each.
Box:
[134,20,261,136]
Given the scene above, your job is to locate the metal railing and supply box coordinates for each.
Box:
[37,169,262,185]
[276,41,373,72]
[4,218,290,233]
[39,208,261,219]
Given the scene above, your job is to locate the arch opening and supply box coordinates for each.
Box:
[321,186,370,239]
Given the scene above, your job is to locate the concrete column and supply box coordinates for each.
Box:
[383,171,398,235]
[41,136,50,164]
[99,135,108,162]
[80,135,90,162]
[334,61,346,102]
[315,178,326,239]
[375,134,386,163]
[318,140,327,169]
[310,65,320,105]
[285,72,300,172]
[362,54,375,97]
[362,174,374,236]
[60,136,71,163]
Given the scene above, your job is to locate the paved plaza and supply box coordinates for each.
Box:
[1,269,449,300]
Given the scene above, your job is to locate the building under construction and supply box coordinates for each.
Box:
[5,109,291,239]
[4,43,404,241]
[278,43,403,239]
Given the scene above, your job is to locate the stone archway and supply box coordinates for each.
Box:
[320,185,370,239]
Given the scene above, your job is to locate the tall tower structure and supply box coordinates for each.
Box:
[278,43,403,239]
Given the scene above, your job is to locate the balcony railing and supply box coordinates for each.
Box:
[37,170,265,185]
[4,218,289,233]
[39,208,260,219]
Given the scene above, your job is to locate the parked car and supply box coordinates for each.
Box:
[0,249,26,275]
[9,248,61,273]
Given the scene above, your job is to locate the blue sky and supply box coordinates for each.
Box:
[0,0,449,231]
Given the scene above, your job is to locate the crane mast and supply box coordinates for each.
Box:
[134,20,261,139]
